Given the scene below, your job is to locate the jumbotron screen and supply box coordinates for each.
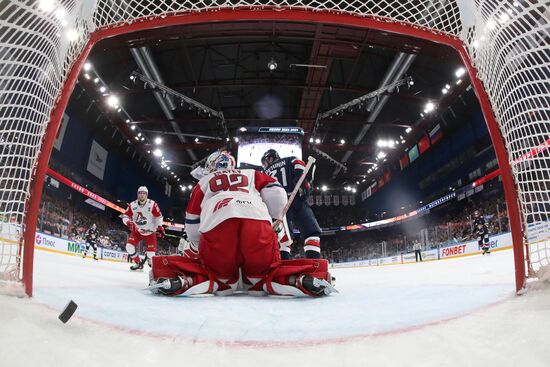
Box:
[236,127,304,169]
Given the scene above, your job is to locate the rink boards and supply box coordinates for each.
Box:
[331,232,513,269]
[34,230,128,262]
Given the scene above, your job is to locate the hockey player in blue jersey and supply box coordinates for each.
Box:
[261,149,322,259]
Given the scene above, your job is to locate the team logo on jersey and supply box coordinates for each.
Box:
[135,212,147,225]
[213,198,232,212]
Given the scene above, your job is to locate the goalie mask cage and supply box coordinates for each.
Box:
[0,1,548,296]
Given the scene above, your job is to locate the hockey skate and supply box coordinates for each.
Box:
[298,275,338,296]
[130,257,146,271]
[147,276,188,295]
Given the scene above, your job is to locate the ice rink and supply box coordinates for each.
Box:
[2,249,549,367]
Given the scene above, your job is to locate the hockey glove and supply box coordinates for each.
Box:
[156,226,166,238]
[126,221,137,233]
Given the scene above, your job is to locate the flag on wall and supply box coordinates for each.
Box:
[408,144,419,163]
[333,195,340,206]
[349,195,356,205]
[429,123,443,144]
[86,140,108,180]
[418,134,431,154]
[399,154,409,170]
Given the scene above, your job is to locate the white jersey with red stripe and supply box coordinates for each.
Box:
[122,199,163,235]
[185,169,286,244]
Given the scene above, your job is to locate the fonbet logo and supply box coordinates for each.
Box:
[213,198,232,212]
[35,235,41,245]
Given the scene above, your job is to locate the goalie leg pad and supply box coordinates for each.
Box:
[253,259,336,297]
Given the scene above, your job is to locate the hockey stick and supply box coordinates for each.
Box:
[273,156,316,229]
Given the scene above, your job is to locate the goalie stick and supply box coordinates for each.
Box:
[273,156,316,230]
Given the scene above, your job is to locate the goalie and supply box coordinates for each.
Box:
[149,151,336,297]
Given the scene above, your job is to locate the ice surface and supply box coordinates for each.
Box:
[2,249,549,367]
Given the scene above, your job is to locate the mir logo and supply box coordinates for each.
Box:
[67,242,81,253]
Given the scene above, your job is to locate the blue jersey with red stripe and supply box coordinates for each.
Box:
[263,157,311,195]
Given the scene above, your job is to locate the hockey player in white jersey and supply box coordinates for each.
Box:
[121,186,165,271]
[149,151,336,297]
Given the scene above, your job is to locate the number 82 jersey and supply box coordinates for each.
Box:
[185,169,283,240]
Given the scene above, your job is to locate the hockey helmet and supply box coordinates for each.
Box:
[261,149,280,167]
[205,151,236,173]
[137,186,149,195]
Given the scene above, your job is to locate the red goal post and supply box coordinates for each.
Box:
[0,1,548,296]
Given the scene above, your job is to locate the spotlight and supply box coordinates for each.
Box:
[153,149,162,157]
[106,95,119,108]
[66,29,79,41]
[188,184,193,189]
[406,127,412,133]
[321,185,328,192]
[309,138,314,143]
[99,86,106,93]
[315,138,321,144]
[130,125,136,130]
[267,58,277,71]
[84,73,90,80]
[194,138,199,143]
[442,88,448,94]
[93,78,99,84]
[83,62,92,71]
[425,102,436,113]
[340,139,346,145]
[455,67,466,78]
[377,152,387,159]
[181,186,187,192]
[130,75,135,81]
[154,137,162,145]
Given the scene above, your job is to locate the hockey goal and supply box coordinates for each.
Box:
[0,1,548,296]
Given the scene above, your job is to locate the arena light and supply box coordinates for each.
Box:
[455,67,466,78]
[267,57,277,71]
[387,140,395,148]
[54,7,66,21]
[234,137,239,143]
[39,0,55,12]
[194,138,199,143]
[309,137,314,143]
[83,73,90,80]
[315,138,321,144]
[181,186,186,192]
[456,79,463,85]
[134,136,139,141]
[137,132,141,137]
[83,62,92,71]
[66,29,79,41]
[106,95,119,108]
[351,188,357,193]
[154,137,162,145]
[340,139,346,145]
[377,152,387,159]
[130,125,136,130]
[377,140,387,148]
[188,184,193,190]
[153,149,162,157]
[99,86,106,93]
[321,185,328,192]
[442,88,448,94]
[424,101,436,113]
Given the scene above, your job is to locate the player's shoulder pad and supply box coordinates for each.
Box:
[291,158,305,166]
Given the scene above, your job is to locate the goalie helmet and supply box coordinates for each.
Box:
[261,149,280,167]
[205,151,236,173]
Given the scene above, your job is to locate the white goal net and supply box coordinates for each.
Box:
[0,0,548,294]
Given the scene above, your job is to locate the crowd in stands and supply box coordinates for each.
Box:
[318,191,510,263]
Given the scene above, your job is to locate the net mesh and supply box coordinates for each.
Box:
[0,0,548,285]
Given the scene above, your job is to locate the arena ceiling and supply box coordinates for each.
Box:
[66,20,474,192]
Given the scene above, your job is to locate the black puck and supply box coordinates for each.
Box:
[58,300,78,323]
